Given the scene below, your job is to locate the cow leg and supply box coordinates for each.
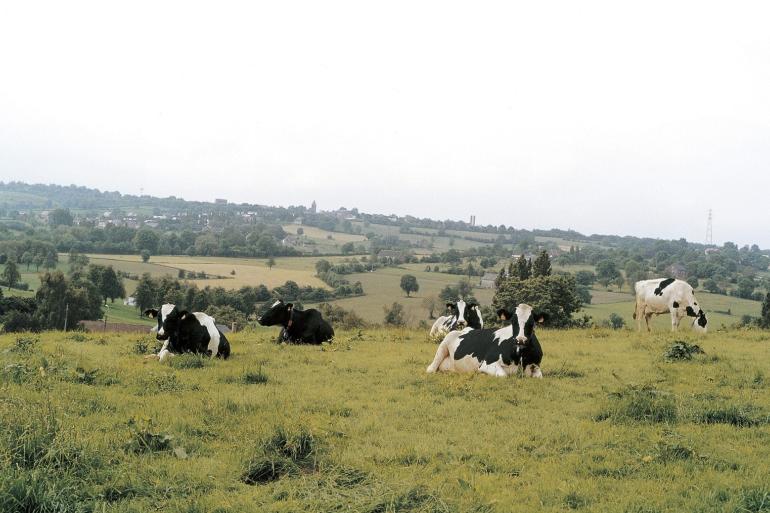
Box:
[524,364,543,378]
[644,313,653,332]
[427,341,450,373]
[438,357,454,371]
[671,312,680,331]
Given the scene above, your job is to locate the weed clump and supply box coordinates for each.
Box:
[596,385,677,424]
[663,341,704,361]
[243,366,269,385]
[9,336,39,353]
[241,425,320,485]
[124,417,174,454]
[169,354,210,370]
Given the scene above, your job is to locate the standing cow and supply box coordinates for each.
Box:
[144,304,231,362]
[427,303,545,378]
[428,299,484,338]
[258,300,334,344]
[633,278,708,332]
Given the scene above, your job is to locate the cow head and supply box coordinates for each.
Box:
[446,300,483,330]
[685,298,708,333]
[258,300,293,327]
[510,303,547,345]
[144,304,191,341]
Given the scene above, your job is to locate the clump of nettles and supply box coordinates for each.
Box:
[664,341,704,361]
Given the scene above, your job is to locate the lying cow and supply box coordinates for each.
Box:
[427,303,545,378]
[258,300,334,344]
[633,278,708,332]
[428,300,484,338]
[144,304,231,362]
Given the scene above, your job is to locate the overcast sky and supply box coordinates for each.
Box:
[1,1,769,246]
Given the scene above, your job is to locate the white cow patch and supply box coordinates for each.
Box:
[193,312,221,356]
[158,304,175,337]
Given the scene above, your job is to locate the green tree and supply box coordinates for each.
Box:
[35,271,102,329]
[383,302,406,326]
[596,260,621,288]
[493,275,582,328]
[20,251,33,271]
[88,265,125,303]
[68,251,89,275]
[515,255,530,280]
[2,261,20,290]
[134,229,160,254]
[44,252,57,270]
[135,273,156,314]
[267,257,276,270]
[400,274,419,297]
[574,270,596,286]
[760,292,770,329]
[49,208,74,227]
[531,251,552,277]
[315,259,332,275]
[141,250,151,263]
[421,295,439,319]
[341,242,355,255]
[32,254,43,271]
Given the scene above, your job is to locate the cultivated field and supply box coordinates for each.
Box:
[2,328,770,512]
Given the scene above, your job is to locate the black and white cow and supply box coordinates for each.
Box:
[427,303,545,378]
[428,300,484,338]
[633,278,708,332]
[258,300,334,344]
[144,304,231,362]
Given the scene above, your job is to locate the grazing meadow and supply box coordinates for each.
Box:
[2,326,770,512]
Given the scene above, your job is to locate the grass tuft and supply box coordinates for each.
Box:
[169,354,211,370]
[695,405,767,427]
[596,385,677,424]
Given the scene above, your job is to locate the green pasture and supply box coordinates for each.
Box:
[2,327,770,512]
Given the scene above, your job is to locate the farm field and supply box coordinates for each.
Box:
[84,254,334,293]
[2,328,770,512]
[280,224,368,254]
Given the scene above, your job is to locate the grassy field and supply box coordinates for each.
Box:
[327,264,495,325]
[2,327,770,512]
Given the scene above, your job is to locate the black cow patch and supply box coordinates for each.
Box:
[672,301,679,308]
[697,313,708,328]
[654,278,676,296]
[454,329,519,366]
[685,306,697,317]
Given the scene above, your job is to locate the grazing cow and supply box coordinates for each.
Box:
[426,303,545,378]
[428,300,484,338]
[258,300,334,344]
[633,278,708,332]
[144,304,231,362]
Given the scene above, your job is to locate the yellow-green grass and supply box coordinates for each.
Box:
[2,328,770,512]
[103,302,154,325]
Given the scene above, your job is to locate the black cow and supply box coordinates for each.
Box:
[258,300,334,344]
[144,304,231,362]
[428,299,484,337]
[426,303,545,377]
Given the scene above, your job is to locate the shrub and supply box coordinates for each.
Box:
[664,341,705,361]
[695,405,767,427]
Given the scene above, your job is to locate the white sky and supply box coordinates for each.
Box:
[1,1,769,246]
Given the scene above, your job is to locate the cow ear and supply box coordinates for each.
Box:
[497,308,511,320]
[468,303,478,308]
[446,303,454,309]
[534,312,548,324]
[286,303,293,310]
[178,310,190,320]
[144,309,158,319]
